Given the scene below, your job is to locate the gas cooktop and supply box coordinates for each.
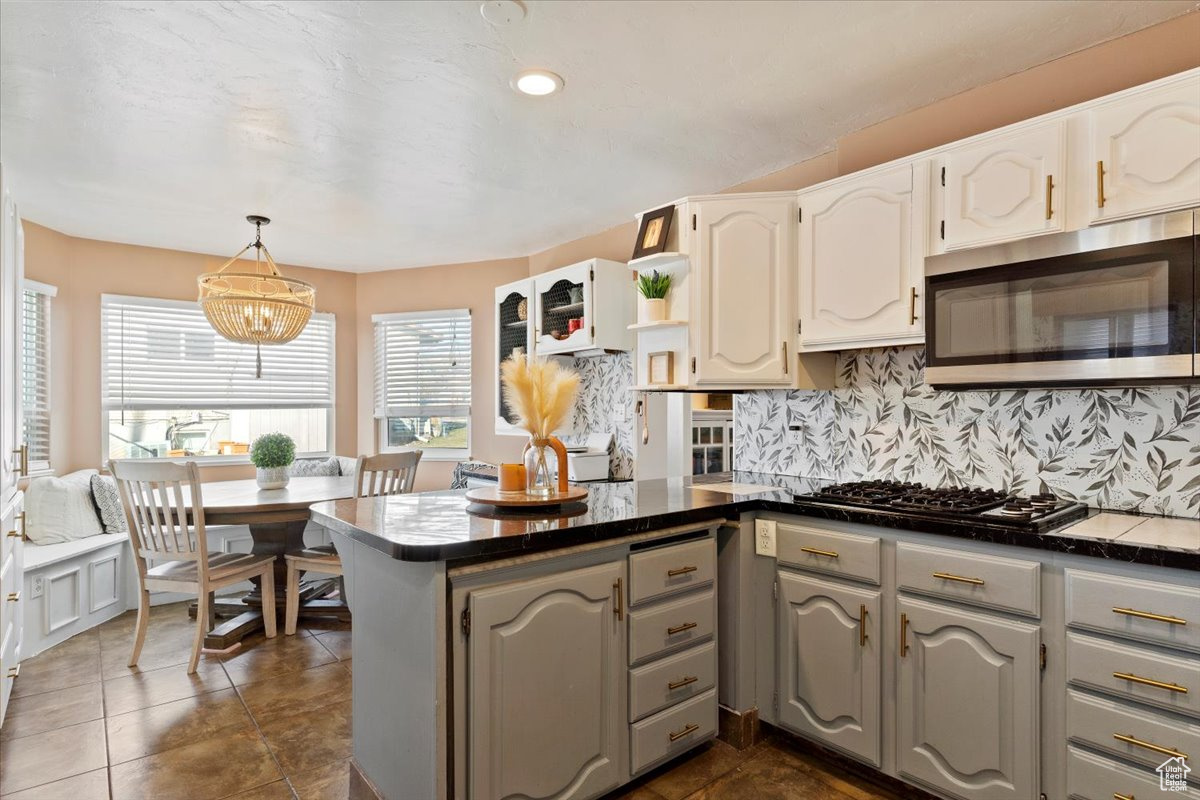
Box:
[793,480,1088,533]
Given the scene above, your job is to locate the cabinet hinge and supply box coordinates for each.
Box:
[772,690,779,714]
[590,324,595,338]
[589,268,594,281]
[691,213,697,231]
[690,356,696,374]
[939,220,945,240]
[798,207,802,223]
[940,166,945,187]
[461,607,471,637]
[797,319,802,336]
[1039,643,1046,671]
[773,580,778,600]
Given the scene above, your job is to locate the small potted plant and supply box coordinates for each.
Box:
[637,269,671,322]
[250,432,296,490]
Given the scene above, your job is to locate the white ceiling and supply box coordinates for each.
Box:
[1,1,1195,272]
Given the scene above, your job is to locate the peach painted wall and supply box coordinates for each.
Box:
[22,222,359,483]
[354,258,530,492]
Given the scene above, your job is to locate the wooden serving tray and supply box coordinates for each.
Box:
[465,485,589,508]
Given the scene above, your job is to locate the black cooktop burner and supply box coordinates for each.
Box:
[797,481,1087,532]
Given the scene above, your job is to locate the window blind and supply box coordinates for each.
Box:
[101,294,335,411]
[373,309,471,418]
[22,281,55,471]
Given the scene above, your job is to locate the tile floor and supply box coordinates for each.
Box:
[1,603,900,800]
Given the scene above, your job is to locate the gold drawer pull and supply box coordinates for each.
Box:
[667,566,698,578]
[800,546,839,559]
[1113,607,1186,626]
[1112,732,1187,760]
[1113,793,1134,800]
[668,675,698,691]
[613,578,623,622]
[1045,174,1055,220]
[668,723,699,742]
[667,622,698,636]
[6,664,18,679]
[5,530,18,539]
[1114,671,1188,694]
[933,571,984,586]
[5,591,19,602]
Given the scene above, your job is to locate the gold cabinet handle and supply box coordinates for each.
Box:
[900,613,909,657]
[667,621,698,636]
[613,578,623,622]
[667,566,698,578]
[859,604,868,648]
[782,341,788,375]
[1045,175,1055,220]
[6,530,18,539]
[668,675,698,691]
[1097,160,1106,208]
[1113,793,1134,800]
[12,445,27,477]
[1113,607,1186,626]
[1112,732,1187,760]
[6,591,19,602]
[908,287,919,325]
[800,546,839,559]
[668,723,700,742]
[1113,671,1188,694]
[6,664,18,679]
[933,571,985,586]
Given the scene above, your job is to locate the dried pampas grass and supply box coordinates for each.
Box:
[501,355,580,439]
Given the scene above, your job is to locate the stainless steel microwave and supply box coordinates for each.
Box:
[924,210,1197,389]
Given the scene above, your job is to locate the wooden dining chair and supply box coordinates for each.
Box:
[109,459,278,673]
[283,450,423,635]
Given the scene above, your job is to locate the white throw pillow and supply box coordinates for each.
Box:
[25,469,105,544]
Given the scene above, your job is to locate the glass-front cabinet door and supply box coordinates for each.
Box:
[535,262,592,355]
[691,414,734,475]
[495,279,534,435]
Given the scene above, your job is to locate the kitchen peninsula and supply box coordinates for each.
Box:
[310,473,1199,800]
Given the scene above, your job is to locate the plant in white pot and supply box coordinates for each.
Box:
[636,270,671,323]
[251,432,295,490]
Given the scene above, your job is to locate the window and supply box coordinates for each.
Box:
[21,280,55,473]
[373,309,471,459]
[100,294,335,461]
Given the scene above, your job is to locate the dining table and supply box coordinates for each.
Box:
[195,475,356,649]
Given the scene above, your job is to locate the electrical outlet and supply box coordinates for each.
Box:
[786,424,804,445]
[31,575,44,599]
[755,519,777,557]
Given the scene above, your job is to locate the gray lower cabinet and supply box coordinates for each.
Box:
[467,560,625,800]
[896,596,1040,800]
[777,569,882,767]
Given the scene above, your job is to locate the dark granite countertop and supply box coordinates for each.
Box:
[309,472,1199,570]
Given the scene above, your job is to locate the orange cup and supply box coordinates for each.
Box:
[499,463,526,492]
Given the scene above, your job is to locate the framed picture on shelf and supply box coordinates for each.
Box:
[631,205,674,261]
[647,351,675,386]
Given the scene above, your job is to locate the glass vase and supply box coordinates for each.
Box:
[524,438,554,497]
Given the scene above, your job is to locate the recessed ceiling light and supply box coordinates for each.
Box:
[480,0,526,26]
[512,69,564,97]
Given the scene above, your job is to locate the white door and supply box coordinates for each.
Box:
[468,560,624,800]
[777,571,881,766]
[944,122,1065,249]
[535,262,592,356]
[1090,76,1200,224]
[897,596,1039,800]
[0,165,23,506]
[691,196,793,386]
[798,164,922,350]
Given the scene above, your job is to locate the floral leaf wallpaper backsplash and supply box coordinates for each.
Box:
[564,352,635,480]
[734,346,1200,519]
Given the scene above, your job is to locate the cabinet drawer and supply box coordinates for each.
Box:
[628,588,715,666]
[1066,569,1200,653]
[629,538,715,606]
[1067,632,1200,719]
[630,688,717,776]
[1066,745,1166,800]
[629,641,716,722]
[896,542,1040,617]
[0,549,16,644]
[777,523,880,585]
[1067,689,1200,771]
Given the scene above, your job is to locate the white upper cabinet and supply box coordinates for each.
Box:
[494,278,535,436]
[533,258,633,357]
[1090,75,1200,224]
[690,194,795,386]
[943,121,1065,249]
[798,163,925,351]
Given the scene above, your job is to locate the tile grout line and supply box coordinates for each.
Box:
[224,654,299,800]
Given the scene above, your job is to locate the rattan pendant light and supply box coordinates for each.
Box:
[198,216,315,377]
